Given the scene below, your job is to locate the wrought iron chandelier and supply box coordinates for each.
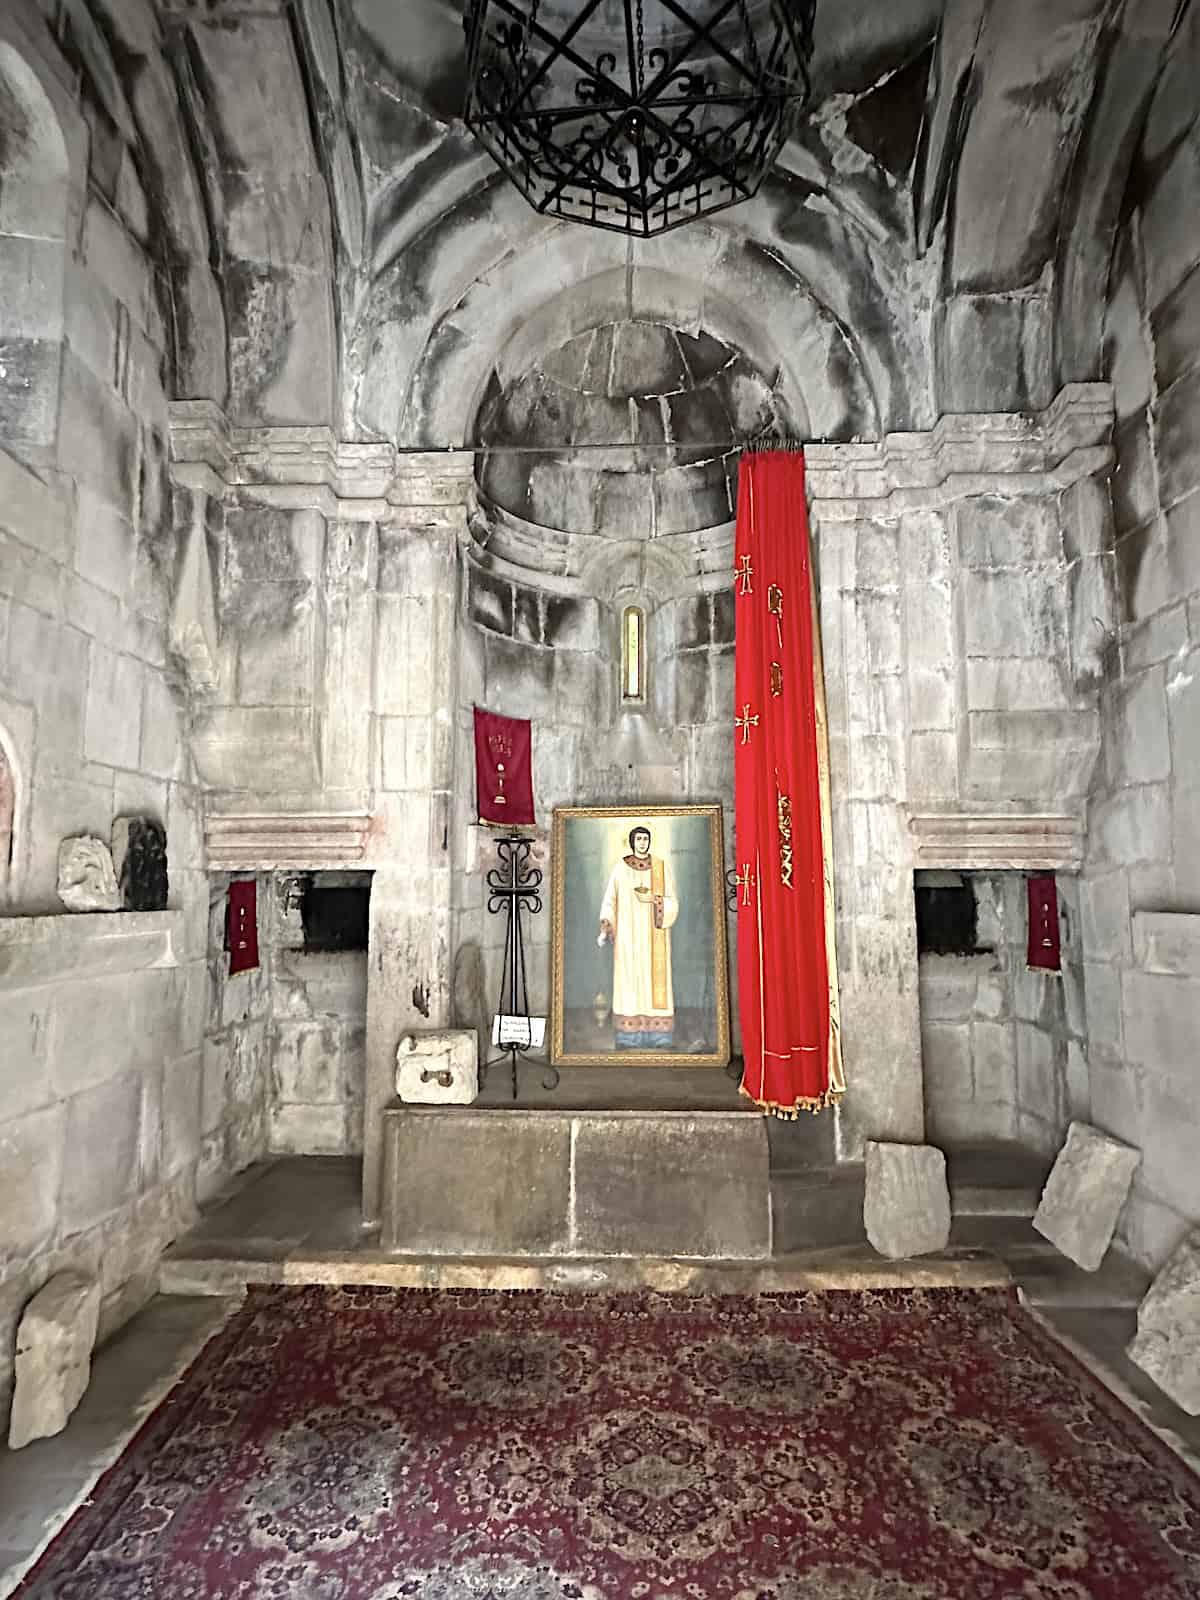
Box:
[462,0,816,237]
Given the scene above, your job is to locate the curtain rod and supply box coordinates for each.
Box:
[396,437,824,456]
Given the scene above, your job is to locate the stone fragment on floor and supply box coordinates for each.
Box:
[1127,1231,1200,1416]
[1033,1121,1140,1271]
[396,1029,478,1104]
[864,1142,951,1260]
[8,1273,101,1449]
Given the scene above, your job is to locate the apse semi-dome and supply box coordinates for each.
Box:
[473,316,795,537]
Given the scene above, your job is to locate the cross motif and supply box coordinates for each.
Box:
[735,703,760,745]
[736,863,757,907]
[734,554,754,596]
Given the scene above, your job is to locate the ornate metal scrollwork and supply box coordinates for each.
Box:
[464,0,816,238]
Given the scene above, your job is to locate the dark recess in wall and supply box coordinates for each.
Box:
[916,882,982,956]
[300,877,371,952]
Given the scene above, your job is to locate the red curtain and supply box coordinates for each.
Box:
[734,449,843,1116]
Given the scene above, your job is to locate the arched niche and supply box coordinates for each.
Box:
[0,24,75,455]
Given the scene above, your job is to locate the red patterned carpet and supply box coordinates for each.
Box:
[17,1285,1200,1599]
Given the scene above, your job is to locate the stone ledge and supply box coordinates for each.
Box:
[909,812,1084,869]
[0,910,180,990]
[205,812,371,870]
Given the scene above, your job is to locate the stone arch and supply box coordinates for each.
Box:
[353,164,906,447]
[0,33,71,453]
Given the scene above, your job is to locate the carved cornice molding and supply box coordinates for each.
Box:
[205,812,371,871]
[909,813,1084,872]
[167,402,474,513]
[807,384,1115,517]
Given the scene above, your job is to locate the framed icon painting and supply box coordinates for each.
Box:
[550,804,730,1068]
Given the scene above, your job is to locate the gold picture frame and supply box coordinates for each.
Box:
[550,804,731,1068]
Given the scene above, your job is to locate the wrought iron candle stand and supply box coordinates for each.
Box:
[484,833,559,1100]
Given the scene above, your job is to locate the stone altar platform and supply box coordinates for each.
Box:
[380,1104,773,1260]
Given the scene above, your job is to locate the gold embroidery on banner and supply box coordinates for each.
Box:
[736,862,756,907]
[650,856,669,1011]
[777,790,794,888]
[771,582,790,649]
[487,730,514,808]
[734,554,754,595]
[770,661,784,698]
[735,704,760,745]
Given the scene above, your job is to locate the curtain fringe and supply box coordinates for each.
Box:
[738,1082,845,1119]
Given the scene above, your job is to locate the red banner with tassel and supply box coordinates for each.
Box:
[734,449,845,1116]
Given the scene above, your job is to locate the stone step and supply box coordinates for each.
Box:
[159,1245,1006,1298]
[944,1141,1052,1218]
[770,1166,865,1254]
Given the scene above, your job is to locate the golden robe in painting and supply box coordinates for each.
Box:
[599,853,680,1046]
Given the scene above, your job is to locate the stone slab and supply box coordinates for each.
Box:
[864,1142,952,1260]
[396,1029,478,1105]
[571,1113,771,1260]
[381,1110,571,1255]
[1127,1231,1200,1416]
[8,1274,101,1449]
[1033,1121,1141,1271]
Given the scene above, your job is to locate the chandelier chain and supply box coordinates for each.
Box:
[635,0,645,99]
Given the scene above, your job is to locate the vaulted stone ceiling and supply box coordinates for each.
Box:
[65,0,1195,442]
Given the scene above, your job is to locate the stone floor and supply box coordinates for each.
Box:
[3,1145,1197,1597]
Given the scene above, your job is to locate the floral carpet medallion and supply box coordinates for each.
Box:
[16,1286,1200,1599]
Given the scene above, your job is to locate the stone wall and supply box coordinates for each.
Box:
[807,390,1109,1156]
[1083,31,1200,1270]
[920,875,1087,1152]
[267,874,368,1156]
[0,11,241,1439]
[201,876,270,1194]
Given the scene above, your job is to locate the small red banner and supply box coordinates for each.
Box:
[226,879,260,975]
[1027,874,1061,971]
[474,707,534,826]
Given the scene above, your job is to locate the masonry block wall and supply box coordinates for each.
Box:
[1086,23,1200,1270]
[0,17,246,1437]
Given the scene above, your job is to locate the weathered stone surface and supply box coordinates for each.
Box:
[8,1273,101,1449]
[57,835,121,912]
[572,1113,771,1260]
[864,1142,951,1260]
[1033,1121,1141,1271]
[112,815,169,912]
[396,1028,478,1105]
[381,1109,571,1255]
[1127,1231,1200,1415]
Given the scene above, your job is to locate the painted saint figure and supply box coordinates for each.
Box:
[598,826,679,1049]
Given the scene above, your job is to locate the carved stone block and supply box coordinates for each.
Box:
[396,1029,478,1105]
[864,1141,952,1260]
[56,835,120,912]
[1033,1120,1140,1271]
[1127,1231,1200,1415]
[9,1273,101,1449]
[112,815,169,911]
